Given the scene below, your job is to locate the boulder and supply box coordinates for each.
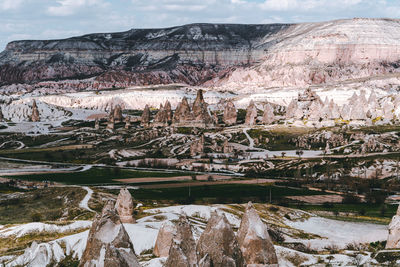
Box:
[237,202,278,266]
[245,100,257,126]
[223,100,237,125]
[386,205,400,249]
[79,200,140,267]
[115,188,135,224]
[197,211,244,267]
[141,104,151,127]
[165,215,197,267]
[31,100,40,122]
[154,222,177,257]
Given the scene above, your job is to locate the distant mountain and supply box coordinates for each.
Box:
[0,19,399,91]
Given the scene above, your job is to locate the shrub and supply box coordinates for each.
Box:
[31,212,42,222]
[342,194,361,204]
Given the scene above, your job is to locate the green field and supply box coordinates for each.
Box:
[7,167,191,185]
[130,184,325,205]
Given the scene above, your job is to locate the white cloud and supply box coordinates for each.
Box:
[260,0,363,11]
[47,0,108,16]
[164,4,206,11]
[0,0,24,10]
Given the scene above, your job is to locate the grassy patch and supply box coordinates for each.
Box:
[7,167,191,185]
[290,203,397,224]
[0,187,86,225]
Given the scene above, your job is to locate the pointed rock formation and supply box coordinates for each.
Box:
[245,100,257,126]
[165,215,197,267]
[115,188,135,224]
[237,202,278,266]
[223,139,233,154]
[197,211,244,267]
[262,103,275,125]
[154,222,177,258]
[94,118,100,130]
[192,89,213,125]
[285,99,298,119]
[154,104,168,125]
[212,110,219,125]
[223,100,237,126]
[31,100,40,122]
[113,104,123,122]
[386,205,400,249]
[79,200,140,267]
[190,135,205,157]
[141,104,150,127]
[164,100,173,122]
[173,97,193,124]
[125,116,131,129]
[106,115,115,130]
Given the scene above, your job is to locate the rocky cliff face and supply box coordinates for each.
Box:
[2,18,399,92]
[0,23,288,89]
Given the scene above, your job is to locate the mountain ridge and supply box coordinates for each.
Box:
[0,18,399,90]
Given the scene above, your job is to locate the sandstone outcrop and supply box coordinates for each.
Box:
[192,89,213,125]
[106,115,115,130]
[164,100,173,122]
[79,200,140,267]
[237,202,278,266]
[223,100,237,125]
[115,188,135,224]
[154,104,168,125]
[125,116,131,129]
[197,211,244,267]
[94,118,99,130]
[31,100,40,122]
[2,19,400,91]
[223,139,234,154]
[173,97,193,124]
[190,135,205,157]
[245,100,257,126]
[386,205,400,249]
[154,222,177,257]
[165,215,197,267]
[113,104,123,122]
[141,105,150,127]
[262,103,275,125]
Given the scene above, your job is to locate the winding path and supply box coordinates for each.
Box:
[243,128,254,149]
[79,186,95,212]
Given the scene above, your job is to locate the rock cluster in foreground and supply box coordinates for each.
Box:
[386,205,400,249]
[158,202,278,267]
[79,200,140,267]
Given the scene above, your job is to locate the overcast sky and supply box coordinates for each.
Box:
[0,0,399,50]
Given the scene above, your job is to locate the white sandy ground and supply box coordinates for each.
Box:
[78,186,94,212]
[0,204,390,267]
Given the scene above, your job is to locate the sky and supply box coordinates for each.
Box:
[0,0,399,50]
